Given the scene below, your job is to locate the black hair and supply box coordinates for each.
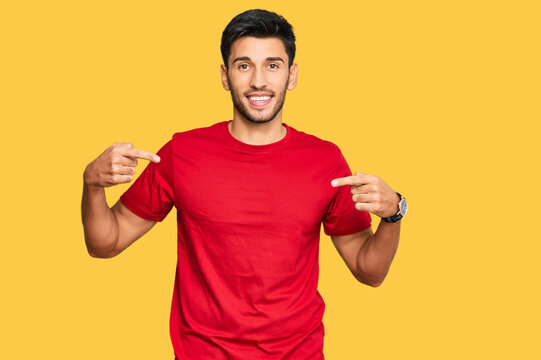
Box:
[220,9,296,70]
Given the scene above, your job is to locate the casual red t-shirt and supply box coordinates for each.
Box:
[120,120,371,359]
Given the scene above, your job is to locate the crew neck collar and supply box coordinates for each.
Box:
[222,120,293,152]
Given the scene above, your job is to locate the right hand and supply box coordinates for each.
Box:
[84,142,160,188]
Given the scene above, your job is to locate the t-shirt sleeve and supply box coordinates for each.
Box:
[119,140,174,222]
[322,150,372,236]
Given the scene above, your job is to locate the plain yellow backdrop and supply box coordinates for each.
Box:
[1,0,539,359]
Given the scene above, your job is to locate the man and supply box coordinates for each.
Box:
[81,9,407,360]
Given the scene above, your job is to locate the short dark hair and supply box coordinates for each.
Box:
[220,9,296,70]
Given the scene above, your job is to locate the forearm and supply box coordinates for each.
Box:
[356,220,401,286]
[81,175,119,257]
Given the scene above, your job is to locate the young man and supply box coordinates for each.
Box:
[81,9,407,360]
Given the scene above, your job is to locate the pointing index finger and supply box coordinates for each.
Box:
[331,174,369,187]
[125,148,161,163]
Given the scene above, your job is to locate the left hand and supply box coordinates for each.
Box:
[331,172,400,218]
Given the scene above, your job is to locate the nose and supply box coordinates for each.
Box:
[249,67,267,89]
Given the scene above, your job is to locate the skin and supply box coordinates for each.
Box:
[81,35,402,288]
[330,173,401,287]
[220,36,297,145]
[81,143,160,258]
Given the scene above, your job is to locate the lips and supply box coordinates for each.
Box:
[246,94,273,107]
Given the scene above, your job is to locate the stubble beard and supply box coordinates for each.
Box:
[228,76,288,124]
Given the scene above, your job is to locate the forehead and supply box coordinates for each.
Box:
[229,36,288,63]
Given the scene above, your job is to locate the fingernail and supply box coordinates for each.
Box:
[331,180,338,187]
[154,156,161,162]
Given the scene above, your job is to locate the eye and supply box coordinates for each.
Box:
[268,63,279,70]
[238,64,250,70]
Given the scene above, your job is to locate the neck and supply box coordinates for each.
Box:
[228,112,287,146]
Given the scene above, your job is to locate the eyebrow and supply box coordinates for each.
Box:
[232,56,285,64]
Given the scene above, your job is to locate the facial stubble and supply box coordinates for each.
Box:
[227,74,289,124]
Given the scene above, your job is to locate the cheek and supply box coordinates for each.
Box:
[277,74,291,87]
[230,78,250,92]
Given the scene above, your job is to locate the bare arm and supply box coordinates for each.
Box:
[331,172,403,287]
[357,220,400,286]
[331,220,400,287]
[331,227,374,284]
[81,142,160,258]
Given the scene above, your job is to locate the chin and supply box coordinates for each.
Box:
[240,106,278,123]
[245,116,274,124]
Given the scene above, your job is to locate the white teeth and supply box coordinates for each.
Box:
[248,96,271,101]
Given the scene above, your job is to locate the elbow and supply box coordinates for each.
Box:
[88,250,117,259]
[355,270,386,287]
[86,244,118,259]
[367,279,384,287]
[84,233,119,259]
[356,261,389,287]
[357,276,384,287]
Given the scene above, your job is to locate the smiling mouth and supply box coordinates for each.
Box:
[247,95,273,107]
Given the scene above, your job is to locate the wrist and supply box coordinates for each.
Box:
[83,182,104,196]
[384,193,400,218]
[83,170,102,192]
[381,192,407,223]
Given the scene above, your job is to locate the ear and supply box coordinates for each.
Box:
[220,64,230,91]
[287,63,298,90]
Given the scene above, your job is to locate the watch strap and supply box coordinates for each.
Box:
[381,192,404,223]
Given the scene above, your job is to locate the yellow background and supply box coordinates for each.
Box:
[1,0,539,359]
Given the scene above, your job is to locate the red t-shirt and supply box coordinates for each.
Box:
[120,120,371,359]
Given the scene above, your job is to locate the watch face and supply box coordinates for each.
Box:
[399,198,408,216]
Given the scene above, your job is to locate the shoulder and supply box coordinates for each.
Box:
[172,121,224,146]
[288,124,342,160]
[152,122,219,160]
[173,121,224,138]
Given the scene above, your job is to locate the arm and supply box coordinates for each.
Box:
[81,185,157,258]
[330,173,403,287]
[331,220,400,287]
[81,143,160,258]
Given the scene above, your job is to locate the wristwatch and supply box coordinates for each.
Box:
[381,192,408,223]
